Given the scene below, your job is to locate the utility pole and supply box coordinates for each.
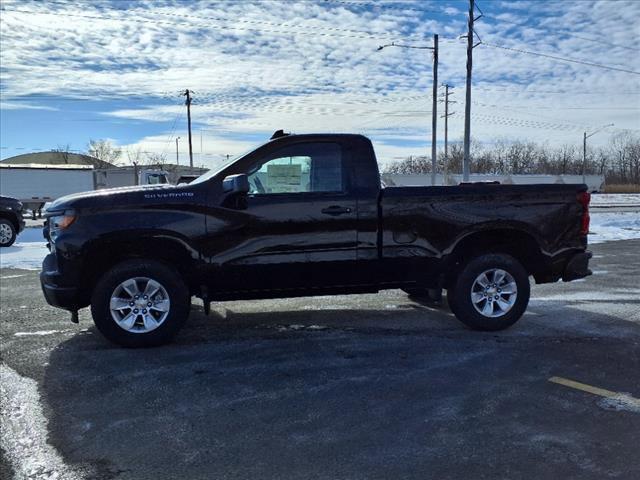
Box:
[376,37,438,185]
[175,136,180,166]
[431,34,438,186]
[440,84,456,185]
[583,123,614,184]
[184,89,194,169]
[463,0,482,182]
[582,132,587,184]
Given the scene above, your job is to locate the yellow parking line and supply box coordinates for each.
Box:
[549,376,640,408]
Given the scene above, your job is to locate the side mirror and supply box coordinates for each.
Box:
[223,174,250,194]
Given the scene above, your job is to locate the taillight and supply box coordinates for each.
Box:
[577,191,591,236]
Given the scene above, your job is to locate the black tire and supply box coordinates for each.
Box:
[90,259,190,347]
[0,219,17,247]
[447,253,530,331]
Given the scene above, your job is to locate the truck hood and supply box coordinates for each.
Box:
[46,184,201,212]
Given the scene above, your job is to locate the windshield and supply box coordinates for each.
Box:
[190,146,259,185]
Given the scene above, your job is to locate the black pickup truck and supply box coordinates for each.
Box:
[41,132,592,347]
[0,195,26,247]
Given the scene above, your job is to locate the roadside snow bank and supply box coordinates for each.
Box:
[589,212,640,244]
[0,228,47,271]
[590,193,640,207]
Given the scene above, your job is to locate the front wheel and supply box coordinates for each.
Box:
[90,259,190,347]
[448,253,530,331]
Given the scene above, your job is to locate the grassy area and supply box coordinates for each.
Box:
[604,184,640,193]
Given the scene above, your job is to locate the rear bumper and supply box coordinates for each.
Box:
[562,250,592,282]
[40,253,82,311]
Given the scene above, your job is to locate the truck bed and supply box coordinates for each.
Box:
[380,183,587,258]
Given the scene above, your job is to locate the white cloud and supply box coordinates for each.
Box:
[0,101,58,111]
[0,0,639,164]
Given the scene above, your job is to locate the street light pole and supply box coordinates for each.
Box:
[175,136,181,166]
[582,123,614,184]
[377,35,439,185]
[431,34,438,187]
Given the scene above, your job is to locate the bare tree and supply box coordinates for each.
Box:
[380,134,640,186]
[87,139,122,164]
[126,147,144,166]
[52,144,71,164]
[144,152,167,167]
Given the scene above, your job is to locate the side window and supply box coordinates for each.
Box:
[247,143,343,195]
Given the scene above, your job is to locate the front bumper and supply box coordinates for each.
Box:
[562,250,593,282]
[40,253,82,311]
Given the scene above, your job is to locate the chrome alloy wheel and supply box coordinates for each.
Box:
[470,268,518,318]
[0,223,13,245]
[109,277,171,333]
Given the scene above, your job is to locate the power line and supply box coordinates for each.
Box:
[325,0,464,17]
[479,10,639,52]
[472,86,640,95]
[481,42,640,75]
[473,101,640,111]
[160,107,185,158]
[144,7,419,41]
[0,6,440,42]
[0,92,180,102]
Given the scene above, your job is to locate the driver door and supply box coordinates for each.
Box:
[218,141,358,292]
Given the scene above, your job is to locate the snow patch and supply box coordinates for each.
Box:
[0,364,86,479]
[590,194,640,206]
[588,212,640,244]
[597,394,640,414]
[531,289,640,302]
[0,228,48,271]
[14,330,65,337]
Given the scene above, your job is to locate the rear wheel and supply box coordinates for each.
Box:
[0,219,17,247]
[447,253,530,331]
[90,259,190,347]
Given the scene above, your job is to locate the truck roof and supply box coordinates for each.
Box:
[268,132,370,143]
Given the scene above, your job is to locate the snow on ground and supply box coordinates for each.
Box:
[590,193,640,206]
[0,227,48,271]
[588,212,640,244]
[1,210,639,271]
[0,364,86,479]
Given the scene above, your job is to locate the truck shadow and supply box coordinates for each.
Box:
[39,296,640,479]
[179,296,457,343]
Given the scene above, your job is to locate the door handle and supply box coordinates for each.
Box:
[321,205,352,216]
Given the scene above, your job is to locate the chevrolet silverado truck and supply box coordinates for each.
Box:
[0,195,26,247]
[40,132,592,347]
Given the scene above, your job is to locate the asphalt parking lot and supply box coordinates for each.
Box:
[1,239,639,480]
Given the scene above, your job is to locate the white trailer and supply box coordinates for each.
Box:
[0,164,170,217]
[94,167,169,189]
[0,164,95,214]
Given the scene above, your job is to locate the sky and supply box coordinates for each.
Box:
[1,0,639,169]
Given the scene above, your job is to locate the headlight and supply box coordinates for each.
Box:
[49,211,77,242]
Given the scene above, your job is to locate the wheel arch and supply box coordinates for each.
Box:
[442,228,546,288]
[78,235,199,303]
